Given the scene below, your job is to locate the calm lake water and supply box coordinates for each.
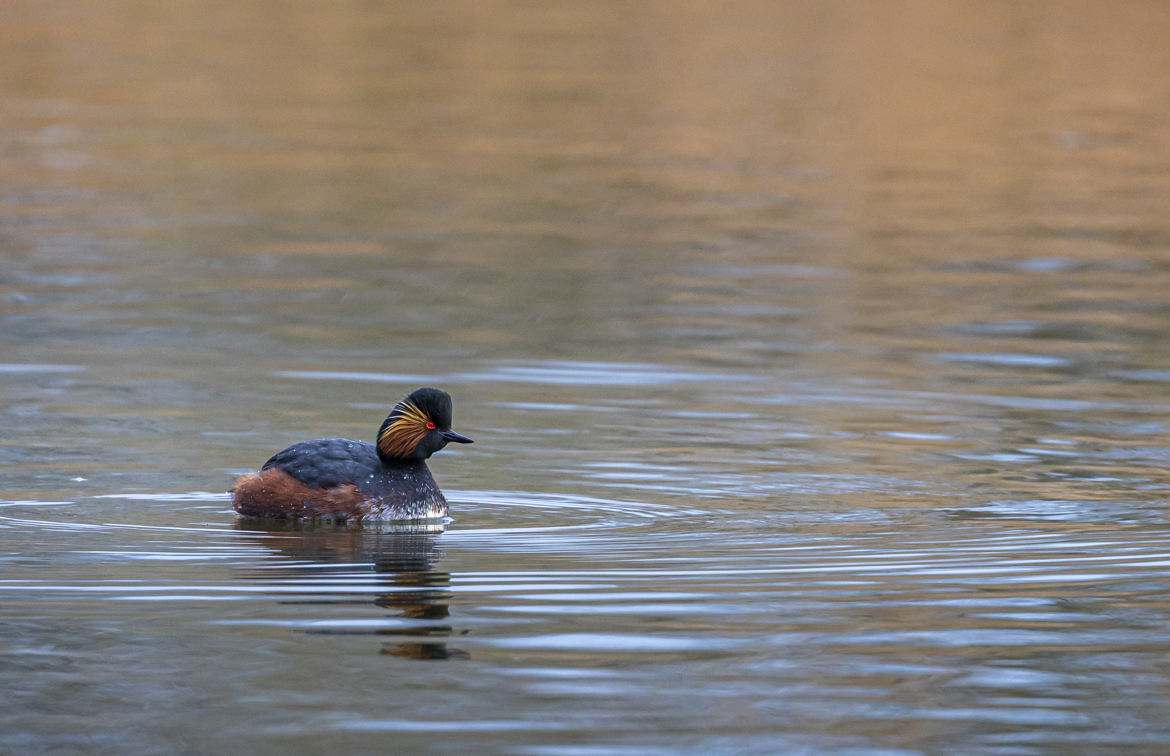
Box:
[5,2,1170,753]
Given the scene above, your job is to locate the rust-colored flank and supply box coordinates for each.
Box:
[232,467,366,519]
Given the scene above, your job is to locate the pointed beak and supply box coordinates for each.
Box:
[440,429,474,444]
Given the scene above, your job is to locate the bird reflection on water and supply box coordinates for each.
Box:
[232,520,467,660]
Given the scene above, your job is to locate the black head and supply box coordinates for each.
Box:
[376,387,473,463]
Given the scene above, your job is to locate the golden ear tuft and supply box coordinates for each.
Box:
[377,401,432,459]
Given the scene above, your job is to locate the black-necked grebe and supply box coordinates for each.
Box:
[231,387,472,521]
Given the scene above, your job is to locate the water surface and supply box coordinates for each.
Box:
[5,1,1170,753]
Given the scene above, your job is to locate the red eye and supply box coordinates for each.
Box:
[426,421,436,430]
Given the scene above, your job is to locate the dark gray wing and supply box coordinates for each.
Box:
[261,438,380,489]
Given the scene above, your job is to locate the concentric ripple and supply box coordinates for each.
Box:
[5,479,1170,753]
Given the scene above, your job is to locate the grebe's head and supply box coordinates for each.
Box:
[376,387,473,463]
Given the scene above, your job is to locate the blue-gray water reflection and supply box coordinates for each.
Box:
[6,0,1170,752]
[228,523,465,661]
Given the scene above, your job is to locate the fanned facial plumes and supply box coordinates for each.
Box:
[377,398,433,460]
